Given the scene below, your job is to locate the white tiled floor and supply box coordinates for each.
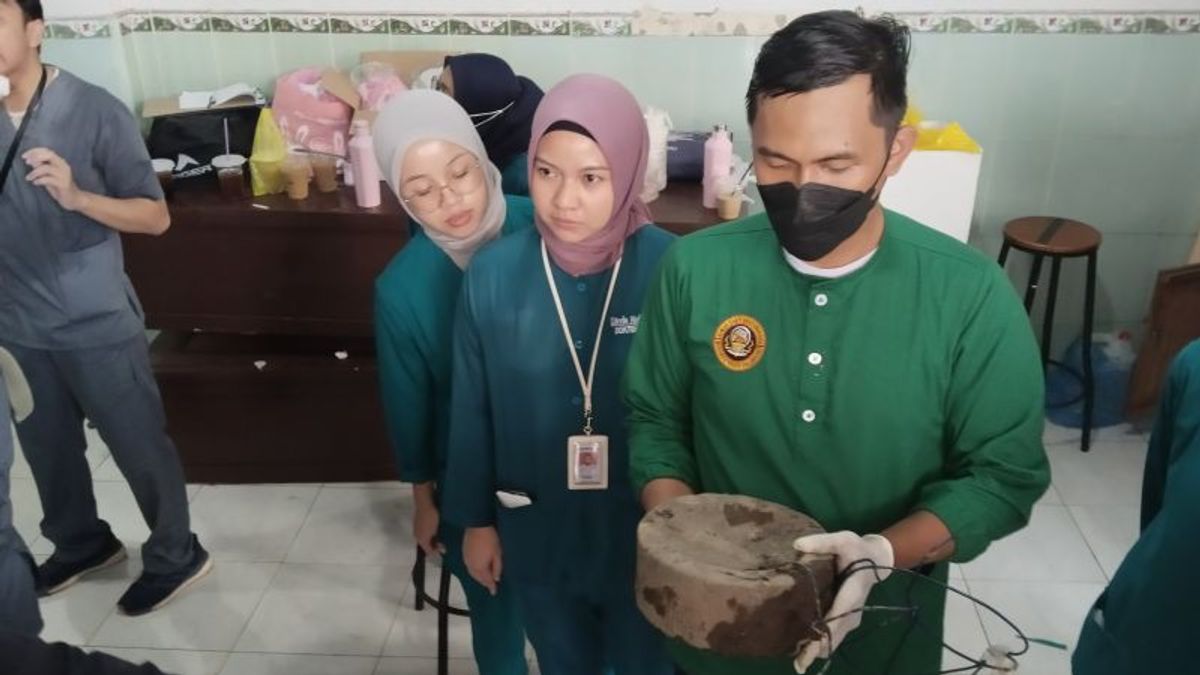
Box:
[7,422,1147,675]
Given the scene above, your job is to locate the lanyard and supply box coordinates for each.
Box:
[541,240,623,436]
[1,66,48,197]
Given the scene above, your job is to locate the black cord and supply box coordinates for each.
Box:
[804,557,1030,674]
[880,563,923,673]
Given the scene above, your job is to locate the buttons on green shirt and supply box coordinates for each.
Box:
[808,352,824,366]
[814,292,829,307]
[801,409,817,423]
[576,282,588,293]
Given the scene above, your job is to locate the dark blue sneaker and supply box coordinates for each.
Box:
[117,536,213,616]
[37,534,127,596]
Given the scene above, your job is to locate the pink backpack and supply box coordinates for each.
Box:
[272,68,353,157]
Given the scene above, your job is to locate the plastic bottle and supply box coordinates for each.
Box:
[348,119,381,208]
[703,124,733,209]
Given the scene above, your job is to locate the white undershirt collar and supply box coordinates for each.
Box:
[783,247,878,279]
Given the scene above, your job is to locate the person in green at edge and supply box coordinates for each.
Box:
[1072,340,1200,675]
[623,11,1051,675]
[442,74,676,675]
[372,89,533,675]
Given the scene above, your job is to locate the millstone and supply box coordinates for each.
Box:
[636,493,837,658]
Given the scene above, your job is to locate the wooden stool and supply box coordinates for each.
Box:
[999,217,1102,452]
[411,548,470,675]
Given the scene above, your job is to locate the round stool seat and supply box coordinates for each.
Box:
[1004,216,1102,257]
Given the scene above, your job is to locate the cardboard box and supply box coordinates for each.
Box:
[881,150,983,243]
[143,95,260,119]
[320,50,451,125]
[142,84,265,119]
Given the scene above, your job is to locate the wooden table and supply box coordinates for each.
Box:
[123,179,721,483]
[124,183,409,339]
[651,182,729,236]
[125,181,720,338]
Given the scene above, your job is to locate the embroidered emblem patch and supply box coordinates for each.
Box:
[712,315,766,371]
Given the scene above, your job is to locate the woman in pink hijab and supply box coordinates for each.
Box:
[442,74,676,675]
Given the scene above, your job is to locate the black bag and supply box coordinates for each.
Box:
[667,131,707,183]
[146,106,262,181]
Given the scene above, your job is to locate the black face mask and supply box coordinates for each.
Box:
[757,158,889,262]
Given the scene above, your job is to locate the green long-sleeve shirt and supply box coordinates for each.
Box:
[374,195,535,485]
[623,209,1051,674]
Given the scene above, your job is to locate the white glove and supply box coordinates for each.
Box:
[792,531,895,673]
[0,347,34,422]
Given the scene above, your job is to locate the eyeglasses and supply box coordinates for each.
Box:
[400,160,484,213]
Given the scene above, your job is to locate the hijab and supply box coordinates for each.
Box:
[444,53,543,170]
[528,74,652,277]
[373,89,506,269]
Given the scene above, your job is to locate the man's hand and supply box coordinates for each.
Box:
[463,526,503,596]
[792,532,895,673]
[641,477,695,512]
[24,148,87,212]
[21,146,170,235]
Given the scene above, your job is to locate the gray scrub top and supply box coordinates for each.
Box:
[0,68,163,350]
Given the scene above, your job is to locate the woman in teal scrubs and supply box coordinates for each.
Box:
[1072,339,1200,675]
[442,74,676,675]
[372,90,533,675]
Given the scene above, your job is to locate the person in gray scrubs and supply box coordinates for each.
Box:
[0,348,41,636]
[0,0,209,616]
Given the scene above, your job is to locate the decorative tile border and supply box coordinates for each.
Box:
[47,10,1200,39]
[46,19,111,39]
[447,16,511,36]
[329,15,390,35]
[269,14,330,34]
[509,17,569,37]
[209,14,271,34]
[571,15,634,38]
[150,14,209,33]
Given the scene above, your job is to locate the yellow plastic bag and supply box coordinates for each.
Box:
[901,105,923,129]
[250,108,287,196]
[902,106,982,153]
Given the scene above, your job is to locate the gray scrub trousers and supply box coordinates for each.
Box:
[1,374,42,636]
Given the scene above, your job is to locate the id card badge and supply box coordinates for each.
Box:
[567,435,609,490]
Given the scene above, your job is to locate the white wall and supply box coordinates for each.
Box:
[44,0,1200,19]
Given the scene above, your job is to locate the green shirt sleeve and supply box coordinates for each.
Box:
[624,244,699,495]
[442,274,497,529]
[374,288,436,484]
[916,264,1052,562]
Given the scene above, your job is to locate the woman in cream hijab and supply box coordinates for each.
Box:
[372,90,533,675]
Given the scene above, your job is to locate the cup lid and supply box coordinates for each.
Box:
[211,154,247,169]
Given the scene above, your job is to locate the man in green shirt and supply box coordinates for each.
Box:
[624,11,1050,674]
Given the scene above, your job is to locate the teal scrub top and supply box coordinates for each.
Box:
[499,154,530,196]
[374,195,535,485]
[442,225,675,593]
[1073,339,1200,675]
